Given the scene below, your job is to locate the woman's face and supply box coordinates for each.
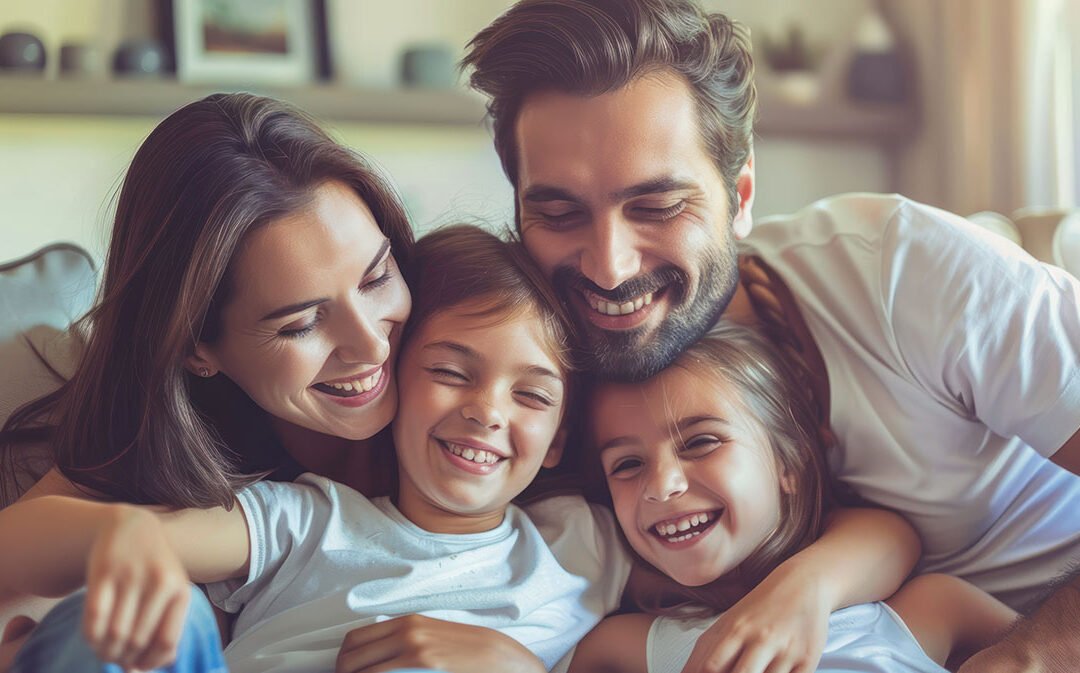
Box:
[591,366,785,587]
[195,180,411,440]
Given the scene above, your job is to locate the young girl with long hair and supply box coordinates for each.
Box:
[0,225,630,673]
[571,322,1018,673]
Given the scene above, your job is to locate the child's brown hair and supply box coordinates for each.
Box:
[589,320,831,613]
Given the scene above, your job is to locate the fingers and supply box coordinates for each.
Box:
[127,582,191,671]
[82,575,116,652]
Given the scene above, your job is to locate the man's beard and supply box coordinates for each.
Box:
[552,239,739,382]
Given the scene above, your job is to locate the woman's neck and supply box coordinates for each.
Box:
[270,418,389,495]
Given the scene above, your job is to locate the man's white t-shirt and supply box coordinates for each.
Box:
[206,475,631,673]
[741,193,1080,611]
[648,603,944,673]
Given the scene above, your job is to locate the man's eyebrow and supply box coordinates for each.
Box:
[259,238,391,322]
[611,177,698,201]
[522,185,581,203]
[521,177,698,205]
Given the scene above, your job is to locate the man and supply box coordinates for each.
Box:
[463,0,1080,671]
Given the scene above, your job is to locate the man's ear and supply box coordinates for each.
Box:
[543,427,568,469]
[185,342,221,378]
[731,151,755,240]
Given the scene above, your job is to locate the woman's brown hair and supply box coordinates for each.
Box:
[588,321,830,613]
[1,93,414,509]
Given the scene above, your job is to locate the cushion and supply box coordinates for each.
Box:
[0,244,96,505]
[0,243,96,426]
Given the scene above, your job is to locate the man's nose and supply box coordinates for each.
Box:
[580,216,642,291]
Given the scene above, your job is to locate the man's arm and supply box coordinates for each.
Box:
[958,427,1080,673]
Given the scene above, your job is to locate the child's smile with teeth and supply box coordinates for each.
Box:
[442,440,503,465]
[652,509,721,542]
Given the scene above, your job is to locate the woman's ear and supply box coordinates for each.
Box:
[779,470,797,495]
[185,343,221,378]
[543,427,568,469]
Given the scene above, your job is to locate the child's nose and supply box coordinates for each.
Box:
[643,456,688,503]
[461,399,506,430]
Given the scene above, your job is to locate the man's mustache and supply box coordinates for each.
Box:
[551,266,687,303]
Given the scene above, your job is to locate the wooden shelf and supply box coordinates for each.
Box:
[0,77,915,139]
[0,77,488,126]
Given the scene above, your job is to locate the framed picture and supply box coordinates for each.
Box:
[172,0,317,84]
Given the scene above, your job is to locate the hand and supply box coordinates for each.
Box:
[335,614,546,673]
[681,563,830,673]
[0,616,37,673]
[83,506,192,672]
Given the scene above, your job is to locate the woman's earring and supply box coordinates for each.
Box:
[199,367,211,378]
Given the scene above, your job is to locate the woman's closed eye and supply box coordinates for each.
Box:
[278,313,322,339]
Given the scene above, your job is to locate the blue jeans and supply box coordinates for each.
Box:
[11,586,227,673]
[11,586,449,673]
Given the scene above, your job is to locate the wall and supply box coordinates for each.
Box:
[0,0,895,263]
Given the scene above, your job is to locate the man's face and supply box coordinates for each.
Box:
[515,71,752,381]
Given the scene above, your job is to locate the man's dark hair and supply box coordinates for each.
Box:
[463,0,757,214]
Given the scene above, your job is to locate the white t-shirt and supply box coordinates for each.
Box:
[206,475,631,673]
[741,193,1080,611]
[648,603,945,673]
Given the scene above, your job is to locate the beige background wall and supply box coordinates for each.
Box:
[1,0,894,263]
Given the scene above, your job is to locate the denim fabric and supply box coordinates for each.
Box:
[11,586,226,673]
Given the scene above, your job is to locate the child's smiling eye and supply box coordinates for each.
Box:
[681,435,724,457]
[607,457,643,477]
[514,389,556,408]
[426,366,468,382]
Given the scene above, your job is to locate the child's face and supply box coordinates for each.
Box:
[393,301,566,533]
[592,365,785,587]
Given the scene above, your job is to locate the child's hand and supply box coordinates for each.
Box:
[335,614,546,673]
[83,505,192,672]
[680,563,829,673]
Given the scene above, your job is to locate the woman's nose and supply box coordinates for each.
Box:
[334,309,390,366]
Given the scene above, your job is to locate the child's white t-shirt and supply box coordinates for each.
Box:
[206,474,631,673]
[648,602,946,673]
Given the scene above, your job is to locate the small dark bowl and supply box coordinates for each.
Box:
[0,32,47,72]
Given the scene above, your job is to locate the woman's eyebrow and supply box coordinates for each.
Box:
[259,239,391,322]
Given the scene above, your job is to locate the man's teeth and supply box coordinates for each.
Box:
[325,368,382,393]
[588,292,654,316]
[446,442,500,465]
[655,511,712,538]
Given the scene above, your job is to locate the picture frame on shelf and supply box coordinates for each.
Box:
[170,0,318,84]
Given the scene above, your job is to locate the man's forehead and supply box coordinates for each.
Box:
[513,74,711,196]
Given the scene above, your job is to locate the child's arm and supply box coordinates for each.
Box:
[567,613,653,673]
[0,495,249,670]
[886,573,1018,669]
[0,495,249,596]
[680,506,920,673]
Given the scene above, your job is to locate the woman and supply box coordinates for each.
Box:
[0,92,540,672]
